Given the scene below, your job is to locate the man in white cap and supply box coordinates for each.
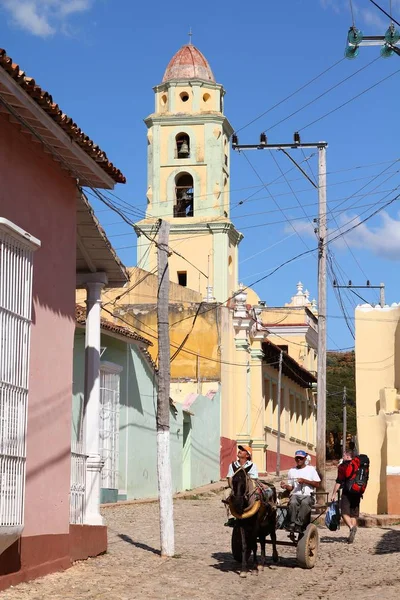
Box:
[280,449,321,532]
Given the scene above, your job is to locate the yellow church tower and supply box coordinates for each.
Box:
[136,43,242,302]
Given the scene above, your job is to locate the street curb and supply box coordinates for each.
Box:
[100,480,228,509]
[358,513,400,528]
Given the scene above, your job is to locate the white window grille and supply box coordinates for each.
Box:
[0,219,40,528]
[99,363,122,490]
[69,440,87,524]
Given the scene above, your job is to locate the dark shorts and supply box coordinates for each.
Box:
[341,492,360,518]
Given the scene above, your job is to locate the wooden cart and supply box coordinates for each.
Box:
[231,492,330,569]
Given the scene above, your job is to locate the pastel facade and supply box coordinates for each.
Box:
[219,285,317,477]
[0,49,126,589]
[355,302,400,514]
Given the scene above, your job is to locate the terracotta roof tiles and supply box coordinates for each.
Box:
[75,304,152,346]
[0,48,126,184]
[162,44,215,83]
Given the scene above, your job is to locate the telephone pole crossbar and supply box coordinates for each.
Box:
[232,134,328,490]
[333,282,385,308]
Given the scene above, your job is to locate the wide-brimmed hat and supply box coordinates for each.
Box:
[238,444,252,457]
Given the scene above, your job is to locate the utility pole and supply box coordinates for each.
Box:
[156,219,174,557]
[317,144,327,494]
[342,386,347,453]
[276,350,283,476]
[333,281,385,308]
[232,133,328,489]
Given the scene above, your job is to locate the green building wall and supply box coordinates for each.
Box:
[72,328,220,503]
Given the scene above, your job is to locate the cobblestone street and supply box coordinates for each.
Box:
[1,491,400,600]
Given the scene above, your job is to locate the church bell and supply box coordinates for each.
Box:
[178,140,190,157]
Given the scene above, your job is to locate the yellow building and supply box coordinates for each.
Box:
[355,302,400,514]
[219,282,317,476]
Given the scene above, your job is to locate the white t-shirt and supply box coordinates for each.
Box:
[287,465,320,496]
[227,460,258,479]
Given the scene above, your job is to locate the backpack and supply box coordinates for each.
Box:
[325,501,340,531]
[344,454,370,495]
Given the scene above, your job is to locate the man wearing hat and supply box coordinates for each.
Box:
[280,450,321,532]
[226,444,258,484]
[224,445,258,525]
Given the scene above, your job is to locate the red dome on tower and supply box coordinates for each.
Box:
[162,44,215,83]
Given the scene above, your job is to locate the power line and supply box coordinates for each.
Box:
[300,68,400,131]
[234,57,345,133]
[265,57,380,133]
[368,0,400,27]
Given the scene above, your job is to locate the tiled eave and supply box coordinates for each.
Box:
[76,304,152,346]
[262,340,317,389]
[0,48,125,188]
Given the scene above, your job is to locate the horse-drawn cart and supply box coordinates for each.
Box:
[231,491,329,570]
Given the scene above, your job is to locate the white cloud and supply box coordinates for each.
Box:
[287,210,400,260]
[0,0,93,37]
[320,0,342,15]
[320,0,395,29]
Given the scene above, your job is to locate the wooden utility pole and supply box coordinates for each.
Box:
[316,145,327,492]
[276,350,283,476]
[156,219,174,557]
[231,135,328,488]
[342,386,347,453]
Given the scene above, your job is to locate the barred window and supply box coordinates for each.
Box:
[0,219,40,527]
[100,363,122,491]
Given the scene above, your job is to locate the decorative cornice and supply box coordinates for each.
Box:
[154,79,225,92]
[144,113,232,129]
[235,338,250,351]
[250,348,264,360]
[263,325,318,350]
[135,219,243,243]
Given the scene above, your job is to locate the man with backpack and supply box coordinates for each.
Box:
[331,449,370,543]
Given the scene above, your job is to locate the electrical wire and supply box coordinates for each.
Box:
[265,57,380,133]
[300,68,400,131]
[368,0,400,27]
[234,57,345,133]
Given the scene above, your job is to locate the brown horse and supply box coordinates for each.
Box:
[229,466,278,577]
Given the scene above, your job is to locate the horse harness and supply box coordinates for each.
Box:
[230,462,276,512]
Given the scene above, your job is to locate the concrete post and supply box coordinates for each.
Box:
[81,273,107,526]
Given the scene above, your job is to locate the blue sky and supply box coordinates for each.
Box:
[1,0,400,350]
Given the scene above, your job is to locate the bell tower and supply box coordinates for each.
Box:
[136,43,242,302]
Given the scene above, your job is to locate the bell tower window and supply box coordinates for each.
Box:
[175,133,190,158]
[174,172,194,217]
[177,271,187,287]
[180,91,189,102]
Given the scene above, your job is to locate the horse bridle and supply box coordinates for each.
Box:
[232,465,257,503]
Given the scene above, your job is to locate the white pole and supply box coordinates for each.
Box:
[276,350,283,476]
[316,145,327,493]
[157,220,175,556]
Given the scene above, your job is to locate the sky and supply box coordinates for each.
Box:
[1,0,400,351]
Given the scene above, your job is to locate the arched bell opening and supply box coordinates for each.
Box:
[175,133,190,159]
[174,172,194,217]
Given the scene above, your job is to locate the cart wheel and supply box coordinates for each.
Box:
[231,526,242,563]
[296,523,319,569]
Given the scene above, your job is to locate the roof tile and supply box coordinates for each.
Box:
[0,48,126,184]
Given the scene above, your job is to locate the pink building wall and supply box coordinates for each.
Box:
[0,114,76,556]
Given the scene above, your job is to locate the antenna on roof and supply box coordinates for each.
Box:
[188,26,193,44]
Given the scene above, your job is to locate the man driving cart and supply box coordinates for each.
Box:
[280,450,321,533]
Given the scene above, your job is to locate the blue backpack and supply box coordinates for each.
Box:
[325,501,340,531]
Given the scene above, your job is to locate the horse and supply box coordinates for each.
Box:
[228,466,279,577]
